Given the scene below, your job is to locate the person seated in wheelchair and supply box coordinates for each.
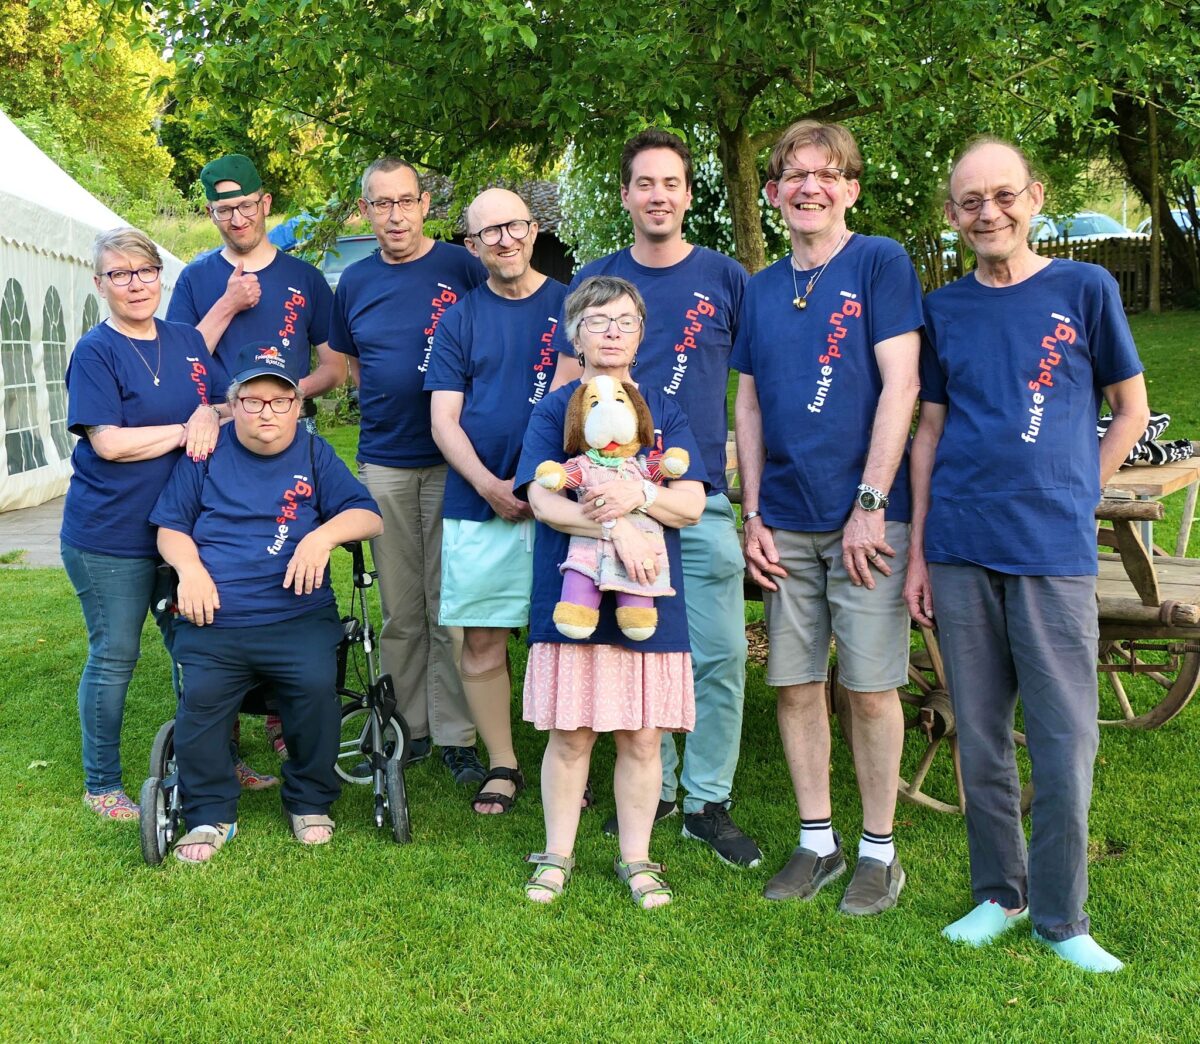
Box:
[150,342,381,863]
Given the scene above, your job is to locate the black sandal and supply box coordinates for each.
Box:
[582,776,595,810]
[471,766,525,814]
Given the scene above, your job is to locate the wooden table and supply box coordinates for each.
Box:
[1103,447,1200,556]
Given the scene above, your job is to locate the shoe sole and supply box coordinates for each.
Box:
[762,859,846,900]
[681,824,763,869]
[838,866,906,916]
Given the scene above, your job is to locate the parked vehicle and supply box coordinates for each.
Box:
[1135,209,1195,235]
[319,234,378,291]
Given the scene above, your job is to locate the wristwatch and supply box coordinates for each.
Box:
[636,479,658,513]
[855,484,889,511]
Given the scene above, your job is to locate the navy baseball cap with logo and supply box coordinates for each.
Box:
[231,342,301,389]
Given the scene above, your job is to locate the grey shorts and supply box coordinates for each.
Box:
[763,522,910,692]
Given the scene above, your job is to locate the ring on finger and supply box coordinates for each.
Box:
[641,558,654,570]
[595,497,606,508]
[867,549,879,560]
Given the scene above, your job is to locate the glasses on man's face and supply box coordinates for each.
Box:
[776,167,846,188]
[210,197,264,222]
[581,314,643,334]
[951,184,1033,213]
[103,266,162,287]
[468,219,533,246]
[237,395,298,415]
[365,197,422,217]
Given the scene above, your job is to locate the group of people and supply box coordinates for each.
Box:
[62,120,1148,972]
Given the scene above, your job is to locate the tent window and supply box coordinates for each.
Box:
[2,279,48,474]
[43,286,71,460]
[82,294,100,337]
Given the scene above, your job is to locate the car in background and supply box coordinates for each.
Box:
[1134,209,1195,236]
[1031,211,1147,243]
[319,234,378,291]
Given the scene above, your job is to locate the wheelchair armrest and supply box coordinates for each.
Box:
[341,541,375,589]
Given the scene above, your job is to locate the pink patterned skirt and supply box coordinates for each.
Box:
[523,642,695,733]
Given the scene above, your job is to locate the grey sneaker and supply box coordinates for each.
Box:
[763,831,846,900]
[838,855,906,916]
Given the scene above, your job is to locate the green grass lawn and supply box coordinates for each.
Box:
[4,315,1200,1040]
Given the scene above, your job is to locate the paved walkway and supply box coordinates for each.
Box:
[0,496,65,569]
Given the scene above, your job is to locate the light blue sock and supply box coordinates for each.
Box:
[1033,930,1124,973]
[943,901,1028,947]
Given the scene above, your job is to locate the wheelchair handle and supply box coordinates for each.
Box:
[341,541,375,588]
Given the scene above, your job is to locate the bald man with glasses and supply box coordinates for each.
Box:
[327,157,489,786]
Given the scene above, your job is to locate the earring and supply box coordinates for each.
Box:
[576,353,585,365]
[631,355,638,368]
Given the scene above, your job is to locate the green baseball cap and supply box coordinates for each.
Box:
[200,154,263,201]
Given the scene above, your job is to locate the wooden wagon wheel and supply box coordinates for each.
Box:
[831,625,1032,816]
[1097,638,1200,729]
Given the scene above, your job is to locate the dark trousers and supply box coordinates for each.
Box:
[172,605,343,826]
[929,564,1099,942]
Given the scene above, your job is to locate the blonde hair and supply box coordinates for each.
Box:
[766,121,863,182]
[92,227,162,275]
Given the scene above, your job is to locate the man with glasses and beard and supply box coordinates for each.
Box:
[167,154,344,417]
[327,157,488,785]
[425,187,567,816]
[906,137,1147,971]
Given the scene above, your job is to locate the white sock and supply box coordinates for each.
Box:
[859,829,895,864]
[800,817,837,857]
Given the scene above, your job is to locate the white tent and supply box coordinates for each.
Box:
[0,109,185,511]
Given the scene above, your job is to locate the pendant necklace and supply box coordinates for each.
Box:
[117,322,163,386]
[791,229,848,310]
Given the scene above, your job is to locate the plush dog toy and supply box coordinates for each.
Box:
[535,375,689,641]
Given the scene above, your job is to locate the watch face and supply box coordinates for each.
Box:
[857,490,882,511]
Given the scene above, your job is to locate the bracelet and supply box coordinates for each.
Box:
[208,404,222,420]
[743,510,762,522]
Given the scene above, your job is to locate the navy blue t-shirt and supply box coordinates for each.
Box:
[730,234,924,532]
[62,319,216,558]
[920,259,1144,575]
[514,383,708,653]
[551,246,746,496]
[150,427,379,626]
[424,278,568,521]
[328,242,488,468]
[166,249,333,398]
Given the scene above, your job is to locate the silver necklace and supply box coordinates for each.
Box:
[791,230,848,310]
[116,322,162,386]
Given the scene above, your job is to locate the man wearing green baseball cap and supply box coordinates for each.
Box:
[167,153,345,415]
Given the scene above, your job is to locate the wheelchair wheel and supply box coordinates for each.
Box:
[139,777,169,865]
[335,702,403,785]
[385,759,411,844]
[148,719,175,779]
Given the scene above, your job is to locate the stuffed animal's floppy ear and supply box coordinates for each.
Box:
[623,381,655,448]
[563,384,589,455]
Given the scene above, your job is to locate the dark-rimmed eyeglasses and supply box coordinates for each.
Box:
[467,219,534,246]
[210,197,265,222]
[365,197,422,217]
[102,266,162,287]
[236,395,298,415]
[581,314,643,334]
[950,184,1033,213]
[776,167,846,188]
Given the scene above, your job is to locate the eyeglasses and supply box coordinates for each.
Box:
[950,184,1033,213]
[468,219,534,246]
[365,197,422,217]
[102,266,162,287]
[210,197,265,222]
[236,395,298,415]
[776,167,847,188]
[581,314,643,334]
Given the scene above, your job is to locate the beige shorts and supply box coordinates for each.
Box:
[763,522,910,692]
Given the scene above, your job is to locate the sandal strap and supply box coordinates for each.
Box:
[614,858,666,882]
[177,823,235,848]
[477,766,525,790]
[526,851,575,872]
[525,852,575,897]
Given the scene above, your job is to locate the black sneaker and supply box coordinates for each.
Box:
[405,735,432,766]
[441,744,486,784]
[681,802,762,868]
[602,799,678,837]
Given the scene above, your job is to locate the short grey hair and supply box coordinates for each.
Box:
[563,276,647,347]
[360,156,423,200]
[92,227,162,275]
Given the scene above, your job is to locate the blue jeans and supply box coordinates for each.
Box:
[660,495,750,814]
[62,542,172,794]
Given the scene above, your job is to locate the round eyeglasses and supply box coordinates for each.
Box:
[467,219,534,246]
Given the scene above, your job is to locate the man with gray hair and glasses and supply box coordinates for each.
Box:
[327,157,488,785]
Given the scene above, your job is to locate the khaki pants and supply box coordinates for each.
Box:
[359,462,473,746]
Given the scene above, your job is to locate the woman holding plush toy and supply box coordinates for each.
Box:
[513,276,708,909]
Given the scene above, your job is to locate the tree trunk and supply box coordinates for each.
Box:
[1148,101,1161,314]
[716,119,767,274]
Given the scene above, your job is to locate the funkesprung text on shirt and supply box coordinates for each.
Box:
[1020,313,1076,444]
